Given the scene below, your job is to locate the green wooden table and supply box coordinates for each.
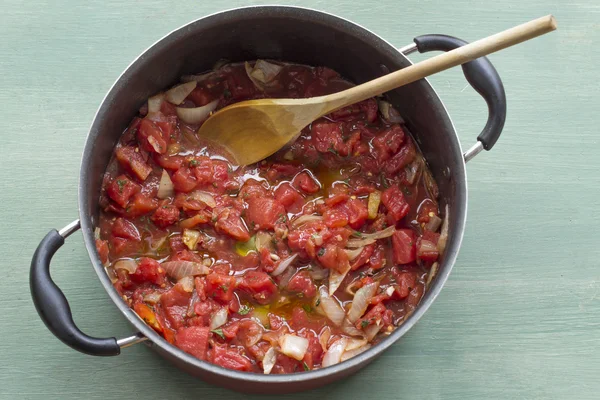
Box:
[2,1,598,399]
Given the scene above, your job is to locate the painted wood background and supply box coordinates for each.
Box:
[1,1,598,399]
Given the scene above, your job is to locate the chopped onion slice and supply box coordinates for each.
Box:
[210,307,228,330]
[271,253,298,277]
[328,262,351,296]
[344,247,364,261]
[189,190,216,208]
[322,338,347,367]
[365,322,382,341]
[341,318,365,337]
[149,234,168,252]
[417,240,438,257]
[318,287,345,326]
[308,263,329,281]
[262,347,277,374]
[142,291,162,304]
[147,93,164,113]
[245,60,283,90]
[345,338,368,351]
[157,169,174,199]
[177,100,218,124]
[165,81,197,105]
[290,214,323,229]
[105,266,118,283]
[427,262,439,287]
[346,225,396,248]
[255,231,274,251]
[319,327,331,352]
[405,159,422,185]
[114,259,137,274]
[425,214,442,232]
[178,276,195,293]
[367,191,381,220]
[438,205,449,254]
[340,344,372,362]
[161,261,210,281]
[94,227,101,240]
[182,229,201,250]
[278,334,308,361]
[378,100,405,124]
[347,282,379,323]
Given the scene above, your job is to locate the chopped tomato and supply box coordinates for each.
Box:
[214,208,250,241]
[176,326,209,360]
[372,125,405,162]
[106,174,140,208]
[171,167,197,193]
[286,271,317,298]
[381,185,410,222]
[246,197,286,230]
[131,257,167,286]
[126,193,158,217]
[392,229,416,265]
[161,284,192,329]
[95,239,109,265]
[238,271,277,304]
[274,183,304,213]
[211,344,253,371]
[112,218,140,241]
[205,273,237,303]
[151,203,180,228]
[138,118,168,154]
[293,171,320,194]
[317,244,349,272]
[115,146,152,181]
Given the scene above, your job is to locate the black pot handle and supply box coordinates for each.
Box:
[30,220,131,356]
[406,34,507,161]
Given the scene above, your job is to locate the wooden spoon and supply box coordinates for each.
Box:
[198,15,557,165]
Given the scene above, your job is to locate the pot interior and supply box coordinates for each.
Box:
[79,6,466,392]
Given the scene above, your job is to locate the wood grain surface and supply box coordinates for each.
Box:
[1,1,598,399]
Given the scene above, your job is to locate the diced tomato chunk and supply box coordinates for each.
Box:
[293,172,320,194]
[211,344,253,371]
[138,118,168,154]
[161,284,192,329]
[205,273,237,303]
[112,218,140,241]
[214,208,250,241]
[131,257,166,286]
[345,198,368,229]
[392,270,418,299]
[246,197,286,230]
[106,175,140,208]
[127,193,158,217]
[171,167,197,193]
[417,199,439,224]
[392,229,416,264]
[238,271,277,304]
[323,208,348,228]
[383,140,416,175]
[176,326,209,360]
[95,239,109,264]
[287,271,317,298]
[317,244,349,272]
[416,231,440,262]
[155,154,185,171]
[188,87,213,106]
[115,146,152,181]
[350,244,374,270]
[372,125,405,162]
[274,183,304,213]
[381,185,410,222]
[151,203,180,228]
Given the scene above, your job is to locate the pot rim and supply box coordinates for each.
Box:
[79,5,467,383]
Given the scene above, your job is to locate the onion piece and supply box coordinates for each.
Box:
[255,231,274,251]
[328,263,351,296]
[308,263,329,281]
[165,81,197,105]
[322,338,348,367]
[147,93,164,113]
[341,344,372,362]
[245,60,283,90]
[105,266,118,283]
[344,247,364,261]
[149,234,168,252]
[181,71,214,83]
[425,214,442,232]
[142,291,162,304]
[365,322,382,341]
[290,214,323,229]
[113,259,137,274]
[189,190,216,208]
[178,276,195,293]
[210,307,228,330]
[427,262,439,287]
[271,253,298,277]
[405,159,422,185]
[437,205,449,254]
[157,169,174,199]
[347,282,379,323]
[318,287,345,326]
[341,318,365,337]
[94,227,101,240]
[278,334,309,361]
[319,327,331,352]
[161,261,210,281]
[177,100,218,124]
[262,347,277,374]
[417,240,438,257]
[367,191,381,220]
[346,225,396,248]
[345,338,368,351]
[378,100,405,124]
[182,229,201,250]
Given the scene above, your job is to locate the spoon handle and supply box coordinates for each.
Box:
[321,15,557,114]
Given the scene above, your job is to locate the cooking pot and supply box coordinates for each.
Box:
[30,5,506,394]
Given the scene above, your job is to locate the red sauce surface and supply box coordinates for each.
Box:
[96,61,444,374]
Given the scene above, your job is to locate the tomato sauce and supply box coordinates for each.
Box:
[96,61,446,373]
